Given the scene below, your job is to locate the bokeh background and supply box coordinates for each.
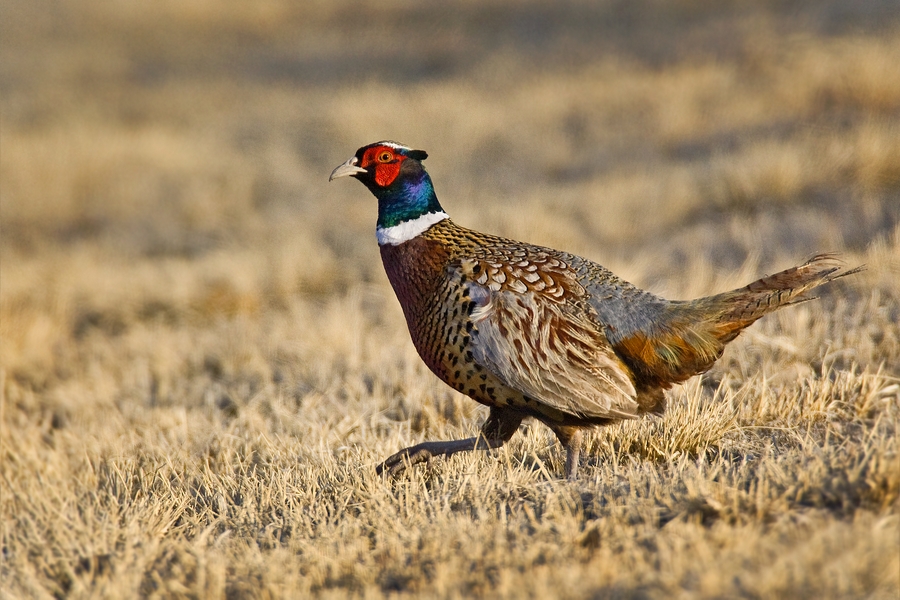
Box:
[3,0,899,383]
[2,1,899,597]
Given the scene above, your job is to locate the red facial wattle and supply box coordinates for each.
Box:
[361,146,405,187]
[375,161,402,187]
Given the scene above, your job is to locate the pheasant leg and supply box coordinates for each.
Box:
[377,436,500,476]
[549,425,584,480]
[377,408,524,476]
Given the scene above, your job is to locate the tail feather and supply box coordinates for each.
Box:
[613,254,862,395]
[704,253,864,329]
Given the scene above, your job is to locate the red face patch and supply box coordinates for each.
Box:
[360,146,405,187]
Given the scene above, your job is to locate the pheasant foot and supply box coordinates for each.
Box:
[376,436,502,476]
[549,425,584,480]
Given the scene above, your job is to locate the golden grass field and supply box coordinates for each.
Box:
[2,1,899,597]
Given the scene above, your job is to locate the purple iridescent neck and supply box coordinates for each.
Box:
[374,164,444,229]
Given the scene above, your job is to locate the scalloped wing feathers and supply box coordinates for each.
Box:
[454,258,640,421]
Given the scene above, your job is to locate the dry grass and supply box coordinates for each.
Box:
[2,1,899,598]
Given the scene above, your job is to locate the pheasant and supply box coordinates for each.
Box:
[329,141,860,479]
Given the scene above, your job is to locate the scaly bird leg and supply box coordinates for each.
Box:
[377,407,524,476]
[549,425,584,480]
[376,436,500,476]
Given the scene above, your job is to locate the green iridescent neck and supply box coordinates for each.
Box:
[373,169,444,229]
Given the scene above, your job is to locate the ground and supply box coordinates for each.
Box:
[1,1,899,598]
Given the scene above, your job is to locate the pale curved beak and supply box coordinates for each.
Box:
[329,156,367,181]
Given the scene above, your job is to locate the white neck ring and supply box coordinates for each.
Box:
[376,211,449,246]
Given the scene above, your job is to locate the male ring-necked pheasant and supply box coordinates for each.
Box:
[330,141,859,479]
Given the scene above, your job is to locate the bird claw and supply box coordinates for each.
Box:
[376,444,434,476]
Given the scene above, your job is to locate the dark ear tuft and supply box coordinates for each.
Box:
[407,149,428,161]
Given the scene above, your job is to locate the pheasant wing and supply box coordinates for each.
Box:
[454,256,639,421]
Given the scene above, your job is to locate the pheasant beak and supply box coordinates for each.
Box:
[329,156,367,181]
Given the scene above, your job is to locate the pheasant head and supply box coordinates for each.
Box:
[330,141,448,245]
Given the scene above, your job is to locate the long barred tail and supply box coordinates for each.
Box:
[613,254,862,395]
[704,253,864,334]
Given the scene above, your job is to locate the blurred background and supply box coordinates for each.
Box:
[1,0,899,392]
[2,4,899,595]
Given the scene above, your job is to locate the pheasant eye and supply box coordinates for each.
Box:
[377,151,393,163]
